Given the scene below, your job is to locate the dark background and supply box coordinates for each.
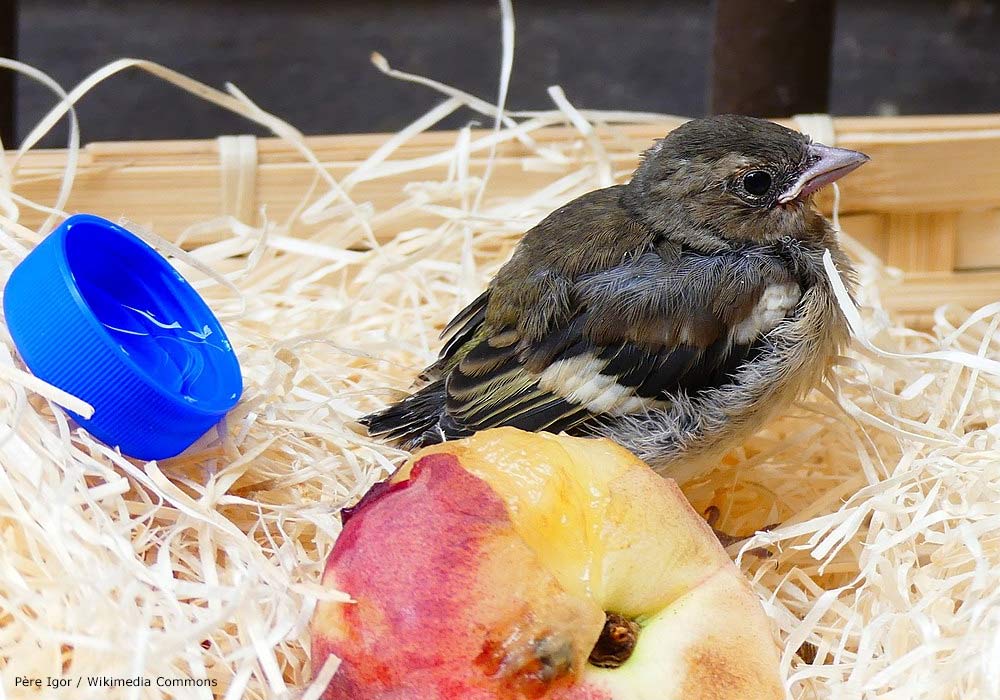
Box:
[7,0,1000,145]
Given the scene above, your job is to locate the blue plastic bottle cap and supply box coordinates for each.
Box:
[3,214,243,460]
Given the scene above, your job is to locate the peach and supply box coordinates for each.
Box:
[311,428,783,700]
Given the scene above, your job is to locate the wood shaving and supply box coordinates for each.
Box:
[2,43,999,700]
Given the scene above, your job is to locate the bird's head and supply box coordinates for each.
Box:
[625,115,869,245]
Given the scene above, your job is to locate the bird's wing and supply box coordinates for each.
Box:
[420,290,491,381]
[436,247,801,435]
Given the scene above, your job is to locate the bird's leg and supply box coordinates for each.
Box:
[703,506,775,558]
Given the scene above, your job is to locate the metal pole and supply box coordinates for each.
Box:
[710,0,835,117]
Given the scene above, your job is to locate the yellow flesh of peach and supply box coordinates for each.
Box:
[402,428,732,619]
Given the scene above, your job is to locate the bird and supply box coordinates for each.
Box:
[361,114,868,485]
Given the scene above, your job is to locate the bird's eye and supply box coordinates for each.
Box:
[742,170,772,197]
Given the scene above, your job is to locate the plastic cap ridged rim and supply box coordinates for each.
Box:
[3,214,243,460]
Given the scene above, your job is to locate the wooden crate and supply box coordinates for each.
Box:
[9,114,1000,326]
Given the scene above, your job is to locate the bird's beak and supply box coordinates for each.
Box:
[777,143,870,204]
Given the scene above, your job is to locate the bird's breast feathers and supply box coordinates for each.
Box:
[731,281,801,344]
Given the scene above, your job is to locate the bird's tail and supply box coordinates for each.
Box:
[359,380,449,448]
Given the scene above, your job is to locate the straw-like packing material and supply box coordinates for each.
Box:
[3,48,1000,700]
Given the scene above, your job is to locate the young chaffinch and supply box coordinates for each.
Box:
[362,114,868,484]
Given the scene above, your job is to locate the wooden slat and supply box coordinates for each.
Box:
[955,209,1000,271]
[11,115,1000,240]
[822,136,1000,215]
[8,113,1000,323]
[885,213,957,272]
[880,270,1000,320]
[831,114,1000,133]
[840,213,888,261]
[12,157,573,241]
